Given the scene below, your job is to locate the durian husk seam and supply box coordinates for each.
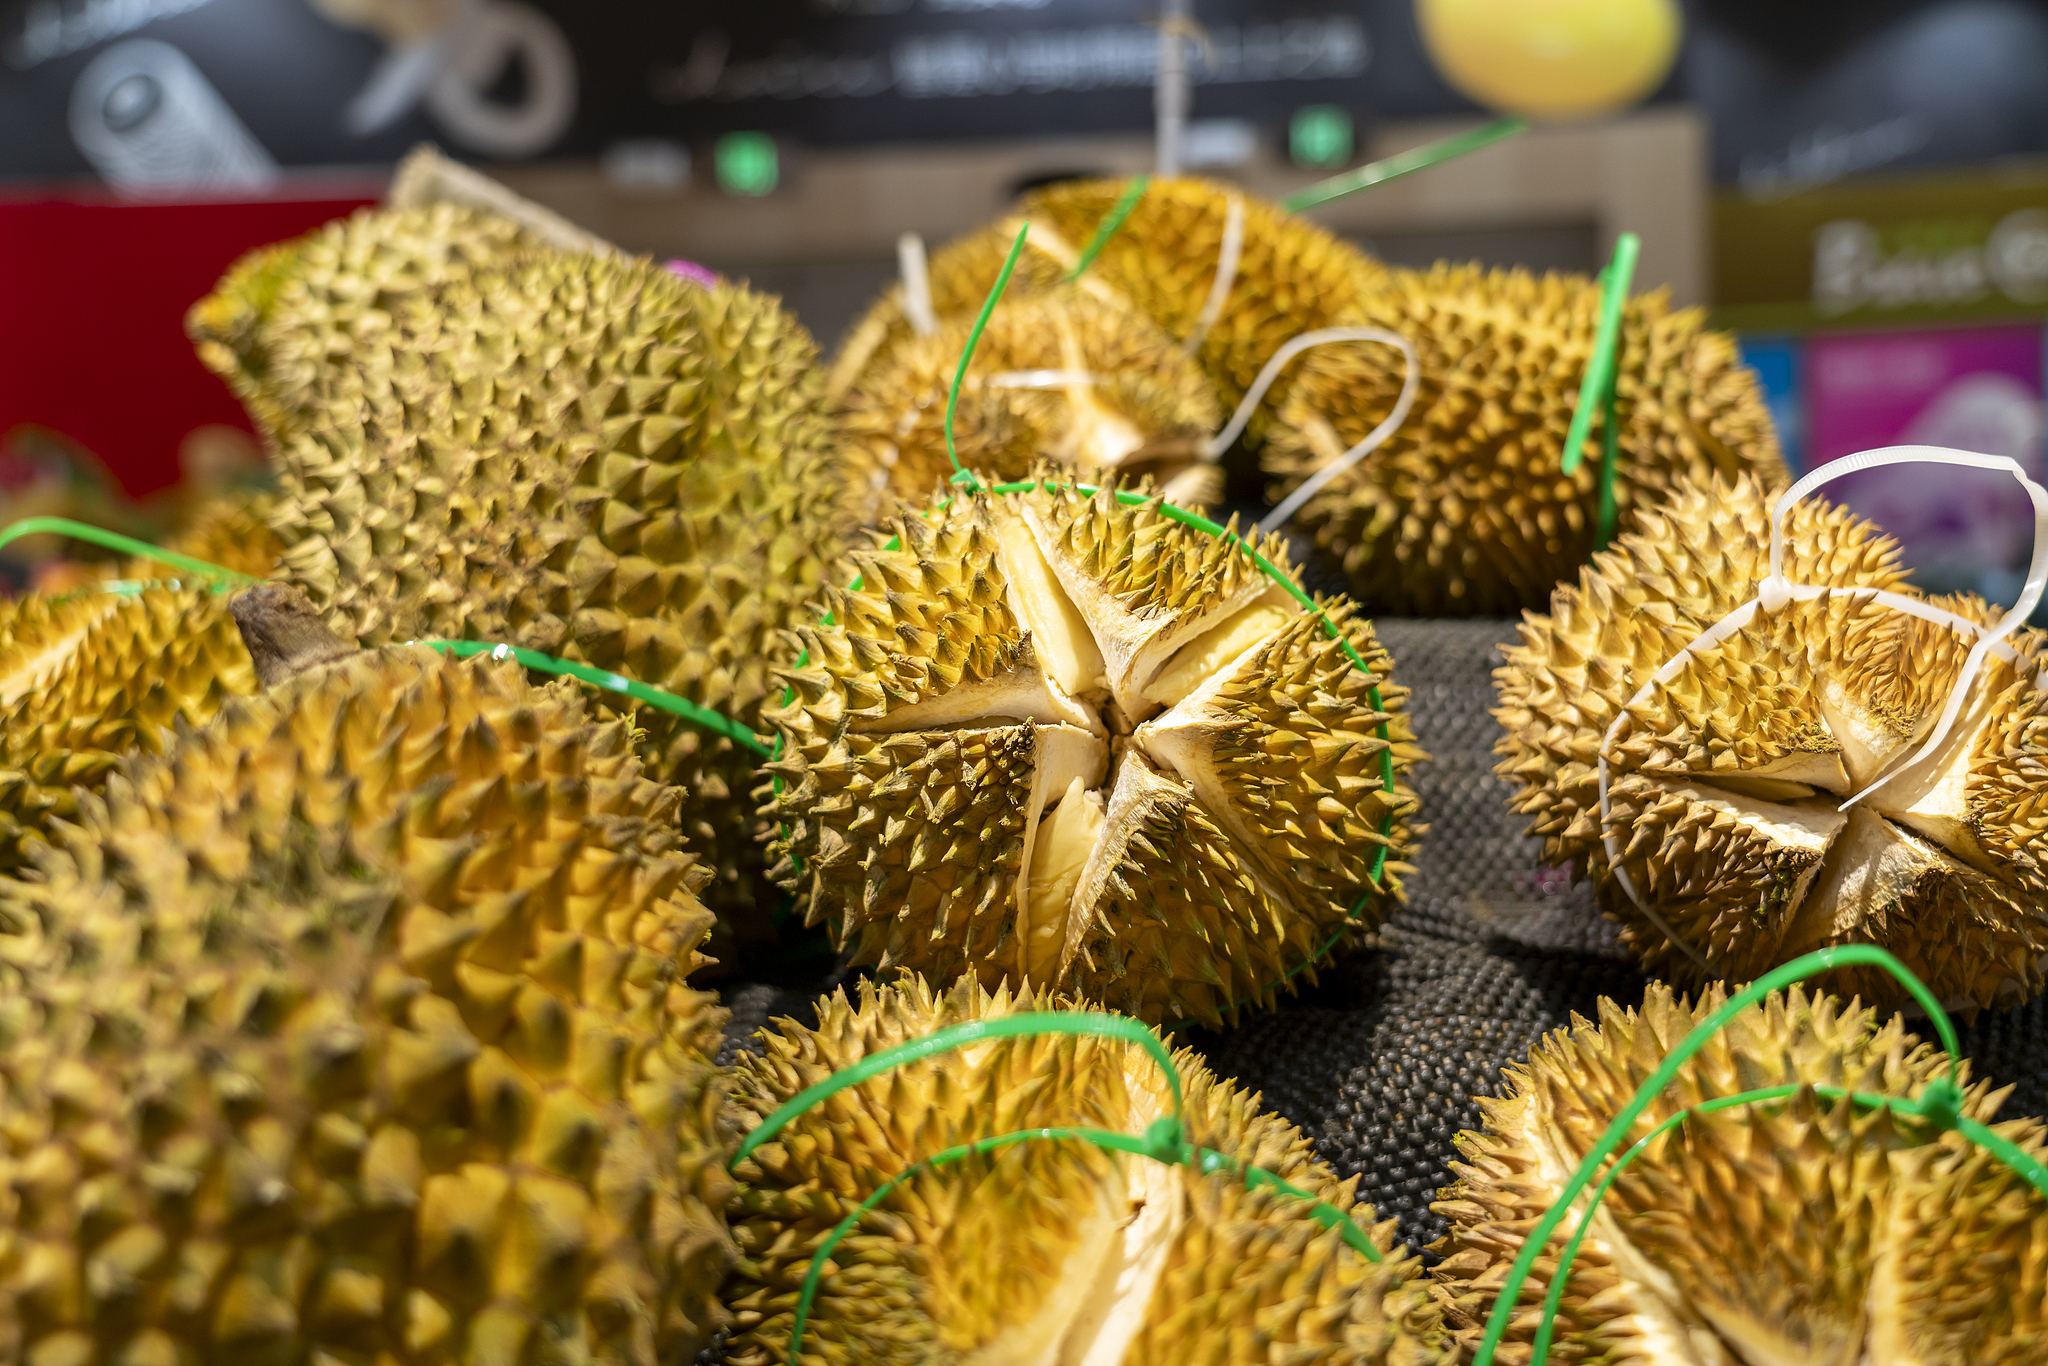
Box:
[1466,942,2013,1366]
[748,1011,1391,1364]
[769,472,1404,1009]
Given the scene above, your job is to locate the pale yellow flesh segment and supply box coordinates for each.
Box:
[1016,497,1272,722]
[1022,777,1105,985]
[1138,591,1298,709]
[961,1180,1126,1366]
[1781,806,1958,953]
[991,503,1108,698]
[1817,677,1927,789]
[1060,1066,1185,1366]
[1863,681,1997,866]
[854,638,1103,737]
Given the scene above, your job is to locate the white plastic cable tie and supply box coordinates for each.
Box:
[986,369,1098,389]
[1250,328,1418,534]
[1184,192,1244,353]
[1766,446,2048,810]
[898,231,938,337]
[1596,444,2048,954]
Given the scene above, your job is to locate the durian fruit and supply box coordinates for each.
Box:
[724,974,1452,1366]
[1494,472,2048,1009]
[835,289,1224,517]
[0,586,256,867]
[1263,262,1786,616]
[0,617,734,1363]
[114,490,282,583]
[186,202,541,441]
[829,177,1384,449]
[195,231,852,928]
[764,476,1421,1025]
[1431,982,2047,1365]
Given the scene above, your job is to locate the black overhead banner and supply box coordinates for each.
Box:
[0,0,1478,185]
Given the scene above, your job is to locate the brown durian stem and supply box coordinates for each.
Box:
[230,583,358,686]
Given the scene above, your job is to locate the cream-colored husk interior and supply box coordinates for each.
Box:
[960,1055,1187,1366]
[1624,650,2010,959]
[963,501,1310,986]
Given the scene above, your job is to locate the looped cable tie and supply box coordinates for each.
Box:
[1183,191,1245,353]
[1248,327,1418,535]
[897,231,938,337]
[1594,445,2048,966]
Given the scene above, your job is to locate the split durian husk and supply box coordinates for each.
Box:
[1264,263,1787,616]
[0,639,734,1363]
[1431,982,2047,1365]
[830,176,1384,450]
[724,974,1452,1366]
[192,221,853,932]
[835,290,1223,517]
[763,474,1421,1026]
[0,586,256,868]
[187,203,541,443]
[1495,472,2048,1009]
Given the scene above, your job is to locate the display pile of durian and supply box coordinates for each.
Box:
[0,589,734,1363]
[187,201,855,934]
[764,474,1420,1025]
[1433,982,2047,1364]
[725,975,1453,1366]
[829,175,1388,514]
[1496,471,2048,1009]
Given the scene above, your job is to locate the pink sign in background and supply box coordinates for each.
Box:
[1805,323,2045,597]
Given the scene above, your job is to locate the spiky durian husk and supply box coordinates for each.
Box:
[186,203,540,441]
[159,490,281,579]
[196,230,852,931]
[835,290,1223,518]
[1493,472,2048,1008]
[724,975,1450,1366]
[0,587,256,867]
[763,475,1421,1026]
[828,177,1382,449]
[1263,263,1786,616]
[0,644,734,1364]
[1430,983,2043,1365]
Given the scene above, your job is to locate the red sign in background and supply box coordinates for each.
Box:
[0,193,373,498]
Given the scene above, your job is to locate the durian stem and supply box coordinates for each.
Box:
[0,515,256,587]
[781,1124,1385,1366]
[1473,944,1969,1366]
[420,640,773,757]
[1279,115,1528,213]
[1559,232,1638,485]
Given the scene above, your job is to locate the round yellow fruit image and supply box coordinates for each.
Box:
[1417,0,1682,119]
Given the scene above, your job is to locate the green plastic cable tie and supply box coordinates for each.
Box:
[945,223,1032,491]
[1472,943,1971,1366]
[0,516,257,588]
[1065,173,1149,281]
[785,1122,1387,1363]
[1559,232,1638,480]
[730,1011,1183,1171]
[419,640,772,758]
[1280,116,1528,214]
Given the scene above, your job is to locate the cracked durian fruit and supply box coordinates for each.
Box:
[835,290,1224,517]
[0,613,734,1363]
[1264,263,1786,616]
[1495,472,2048,1009]
[829,177,1382,450]
[764,477,1420,1026]
[724,975,1452,1366]
[1431,983,2047,1366]
[0,586,256,867]
[187,203,540,442]
[130,490,281,581]
[196,233,851,930]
